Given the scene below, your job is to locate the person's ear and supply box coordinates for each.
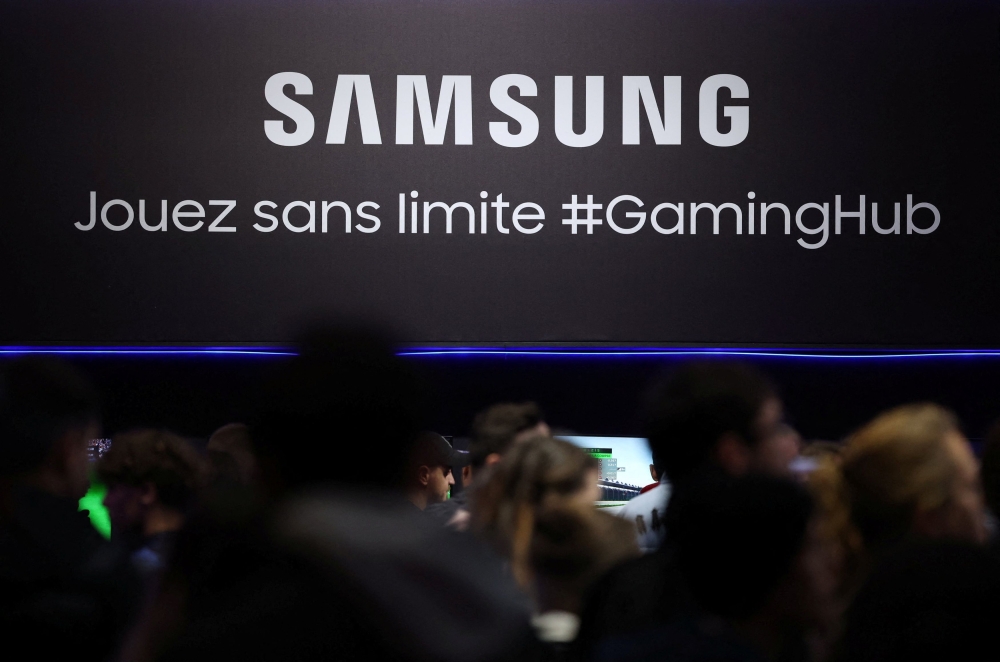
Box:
[140,483,158,507]
[714,433,752,476]
[484,453,502,467]
[417,465,431,487]
[649,464,659,482]
[461,465,473,485]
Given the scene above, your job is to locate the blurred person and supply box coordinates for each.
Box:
[206,422,257,486]
[599,476,836,662]
[0,357,139,662]
[622,362,800,552]
[790,441,843,482]
[138,327,533,662]
[619,450,670,553]
[809,403,986,598]
[979,417,1000,535]
[97,429,207,579]
[474,435,639,650]
[637,456,663,494]
[579,362,801,655]
[836,540,1000,662]
[428,401,548,529]
[405,431,465,510]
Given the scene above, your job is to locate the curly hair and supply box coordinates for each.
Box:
[97,429,207,510]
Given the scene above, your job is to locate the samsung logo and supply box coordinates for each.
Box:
[264,73,748,148]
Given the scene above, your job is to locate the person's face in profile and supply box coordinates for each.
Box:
[427,465,455,504]
[64,422,100,500]
[751,398,802,476]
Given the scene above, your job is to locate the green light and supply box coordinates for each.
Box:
[78,477,111,540]
[583,448,614,458]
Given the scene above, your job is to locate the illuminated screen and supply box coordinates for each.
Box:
[561,436,654,489]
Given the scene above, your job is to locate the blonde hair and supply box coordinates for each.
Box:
[810,404,962,584]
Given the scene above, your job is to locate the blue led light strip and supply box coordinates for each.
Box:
[3,346,1000,360]
[0,347,296,357]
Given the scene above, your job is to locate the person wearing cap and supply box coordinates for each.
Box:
[404,432,466,511]
[426,402,547,529]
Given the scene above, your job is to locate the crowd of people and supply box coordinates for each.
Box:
[2,328,1000,662]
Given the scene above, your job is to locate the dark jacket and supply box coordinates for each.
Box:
[0,485,139,661]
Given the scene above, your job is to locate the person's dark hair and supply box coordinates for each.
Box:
[671,475,814,619]
[469,402,544,468]
[252,326,424,490]
[97,429,207,510]
[644,362,775,484]
[0,357,100,477]
[981,418,1000,517]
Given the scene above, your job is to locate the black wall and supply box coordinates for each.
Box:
[11,354,998,448]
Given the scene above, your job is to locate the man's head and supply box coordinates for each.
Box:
[252,326,424,491]
[645,362,799,485]
[97,429,206,538]
[468,402,549,472]
[405,432,463,509]
[0,357,100,499]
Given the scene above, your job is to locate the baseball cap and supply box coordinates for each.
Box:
[413,431,470,469]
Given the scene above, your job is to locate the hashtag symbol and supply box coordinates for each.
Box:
[562,195,603,234]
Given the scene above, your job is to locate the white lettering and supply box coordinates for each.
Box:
[512,202,544,234]
[622,77,681,145]
[208,200,237,233]
[489,74,539,148]
[326,75,382,144]
[699,74,749,147]
[264,72,315,146]
[395,75,473,145]
[606,195,645,234]
[172,200,204,232]
[554,76,604,147]
[253,201,279,232]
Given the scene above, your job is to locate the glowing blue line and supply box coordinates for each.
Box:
[2,346,1000,360]
[0,347,295,356]
[397,349,1000,359]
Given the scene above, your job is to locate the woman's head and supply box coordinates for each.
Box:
[473,435,599,550]
[836,404,985,555]
[472,435,634,602]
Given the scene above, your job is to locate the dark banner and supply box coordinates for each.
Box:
[2,0,998,344]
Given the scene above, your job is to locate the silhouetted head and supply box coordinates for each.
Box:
[97,428,207,537]
[252,327,424,491]
[645,362,799,484]
[404,432,461,509]
[0,357,100,498]
[469,401,548,470]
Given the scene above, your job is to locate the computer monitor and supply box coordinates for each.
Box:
[560,436,655,508]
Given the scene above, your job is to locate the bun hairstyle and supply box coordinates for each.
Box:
[472,435,636,596]
[809,404,963,587]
